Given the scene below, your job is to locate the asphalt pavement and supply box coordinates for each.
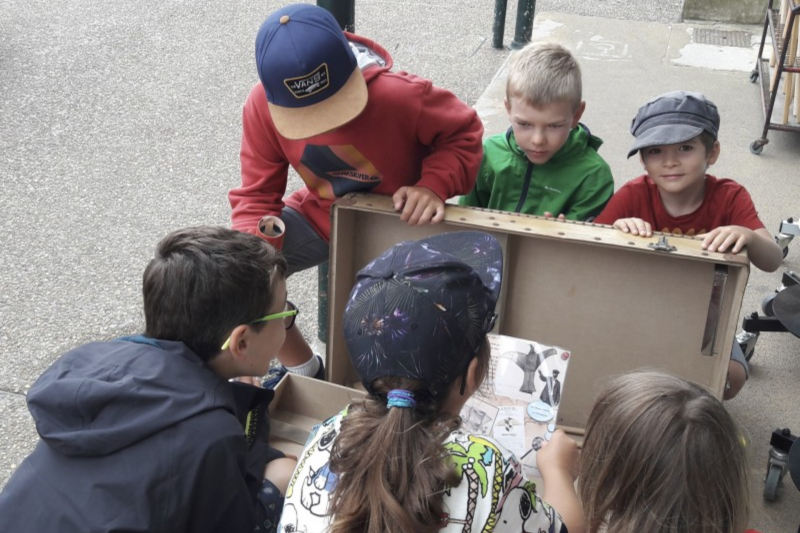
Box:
[3,0,799,530]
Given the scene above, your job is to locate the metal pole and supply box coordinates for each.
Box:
[313,1,348,344]
[316,0,356,33]
[510,0,536,50]
[317,261,329,343]
[492,0,508,49]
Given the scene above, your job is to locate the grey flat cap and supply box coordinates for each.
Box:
[628,90,720,158]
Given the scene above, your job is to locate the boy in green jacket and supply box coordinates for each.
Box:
[460,42,613,220]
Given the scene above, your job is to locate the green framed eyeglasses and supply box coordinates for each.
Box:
[221,301,298,351]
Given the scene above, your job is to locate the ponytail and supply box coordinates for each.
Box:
[328,339,491,533]
[328,377,460,533]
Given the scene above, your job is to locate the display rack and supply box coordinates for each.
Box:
[749,0,800,154]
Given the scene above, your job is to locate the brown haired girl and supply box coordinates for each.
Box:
[579,369,749,533]
[278,232,585,533]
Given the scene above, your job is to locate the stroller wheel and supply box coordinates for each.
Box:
[764,463,783,501]
[762,293,777,317]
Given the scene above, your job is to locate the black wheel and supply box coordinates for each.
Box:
[762,293,777,316]
[750,70,759,83]
[764,463,782,501]
[750,141,764,155]
[783,246,790,259]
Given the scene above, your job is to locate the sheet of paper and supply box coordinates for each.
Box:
[460,333,572,480]
[492,406,526,457]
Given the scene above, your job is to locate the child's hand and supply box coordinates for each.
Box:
[538,430,586,533]
[699,225,752,253]
[612,218,652,236]
[544,212,566,220]
[537,429,580,481]
[393,186,445,225]
[701,226,783,272]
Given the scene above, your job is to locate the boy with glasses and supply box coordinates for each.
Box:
[0,226,296,533]
[221,300,298,351]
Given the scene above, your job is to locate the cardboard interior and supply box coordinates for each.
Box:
[324,194,749,433]
[268,374,366,457]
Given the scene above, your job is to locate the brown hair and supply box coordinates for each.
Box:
[697,131,717,155]
[506,41,582,110]
[142,226,287,361]
[578,370,749,533]
[327,340,491,533]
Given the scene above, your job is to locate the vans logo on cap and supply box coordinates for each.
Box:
[284,64,330,99]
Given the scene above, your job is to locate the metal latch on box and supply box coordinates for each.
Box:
[648,236,677,253]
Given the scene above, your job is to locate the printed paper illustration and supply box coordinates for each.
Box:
[461,333,571,479]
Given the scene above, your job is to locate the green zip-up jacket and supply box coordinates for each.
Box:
[459,124,614,221]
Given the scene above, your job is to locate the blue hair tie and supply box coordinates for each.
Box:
[387,389,416,409]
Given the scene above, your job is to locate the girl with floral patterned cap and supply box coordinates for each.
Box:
[279,231,585,533]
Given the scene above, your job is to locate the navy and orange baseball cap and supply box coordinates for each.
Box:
[343,232,503,397]
[255,4,368,140]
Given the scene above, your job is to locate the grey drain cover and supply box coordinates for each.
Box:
[693,29,752,48]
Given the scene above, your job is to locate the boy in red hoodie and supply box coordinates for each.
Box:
[229,4,483,384]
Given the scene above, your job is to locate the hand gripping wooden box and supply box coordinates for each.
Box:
[269,193,749,453]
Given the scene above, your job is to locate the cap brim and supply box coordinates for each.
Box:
[417,231,503,301]
[627,124,704,158]
[269,67,368,140]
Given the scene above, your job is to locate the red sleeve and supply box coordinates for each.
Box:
[229,84,290,237]
[728,185,765,231]
[592,184,634,225]
[411,81,484,200]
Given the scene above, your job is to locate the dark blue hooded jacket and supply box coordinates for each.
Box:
[0,336,273,533]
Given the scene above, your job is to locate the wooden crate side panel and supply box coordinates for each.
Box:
[501,235,736,428]
[326,198,749,432]
[328,209,511,387]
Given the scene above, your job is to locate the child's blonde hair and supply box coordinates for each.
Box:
[579,370,749,533]
[506,41,582,110]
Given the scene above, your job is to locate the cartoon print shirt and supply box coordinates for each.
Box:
[594,174,765,236]
[279,407,567,533]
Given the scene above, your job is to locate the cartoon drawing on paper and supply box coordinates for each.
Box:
[519,436,546,464]
[459,334,571,481]
[492,406,526,457]
[538,369,561,406]
[494,340,560,400]
[512,345,556,394]
[462,398,499,434]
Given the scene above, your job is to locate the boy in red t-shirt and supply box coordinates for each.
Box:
[595,91,782,399]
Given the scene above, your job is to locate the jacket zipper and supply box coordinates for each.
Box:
[245,405,260,448]
[514,161,534,213]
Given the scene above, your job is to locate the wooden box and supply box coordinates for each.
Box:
[270,193,749,450]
